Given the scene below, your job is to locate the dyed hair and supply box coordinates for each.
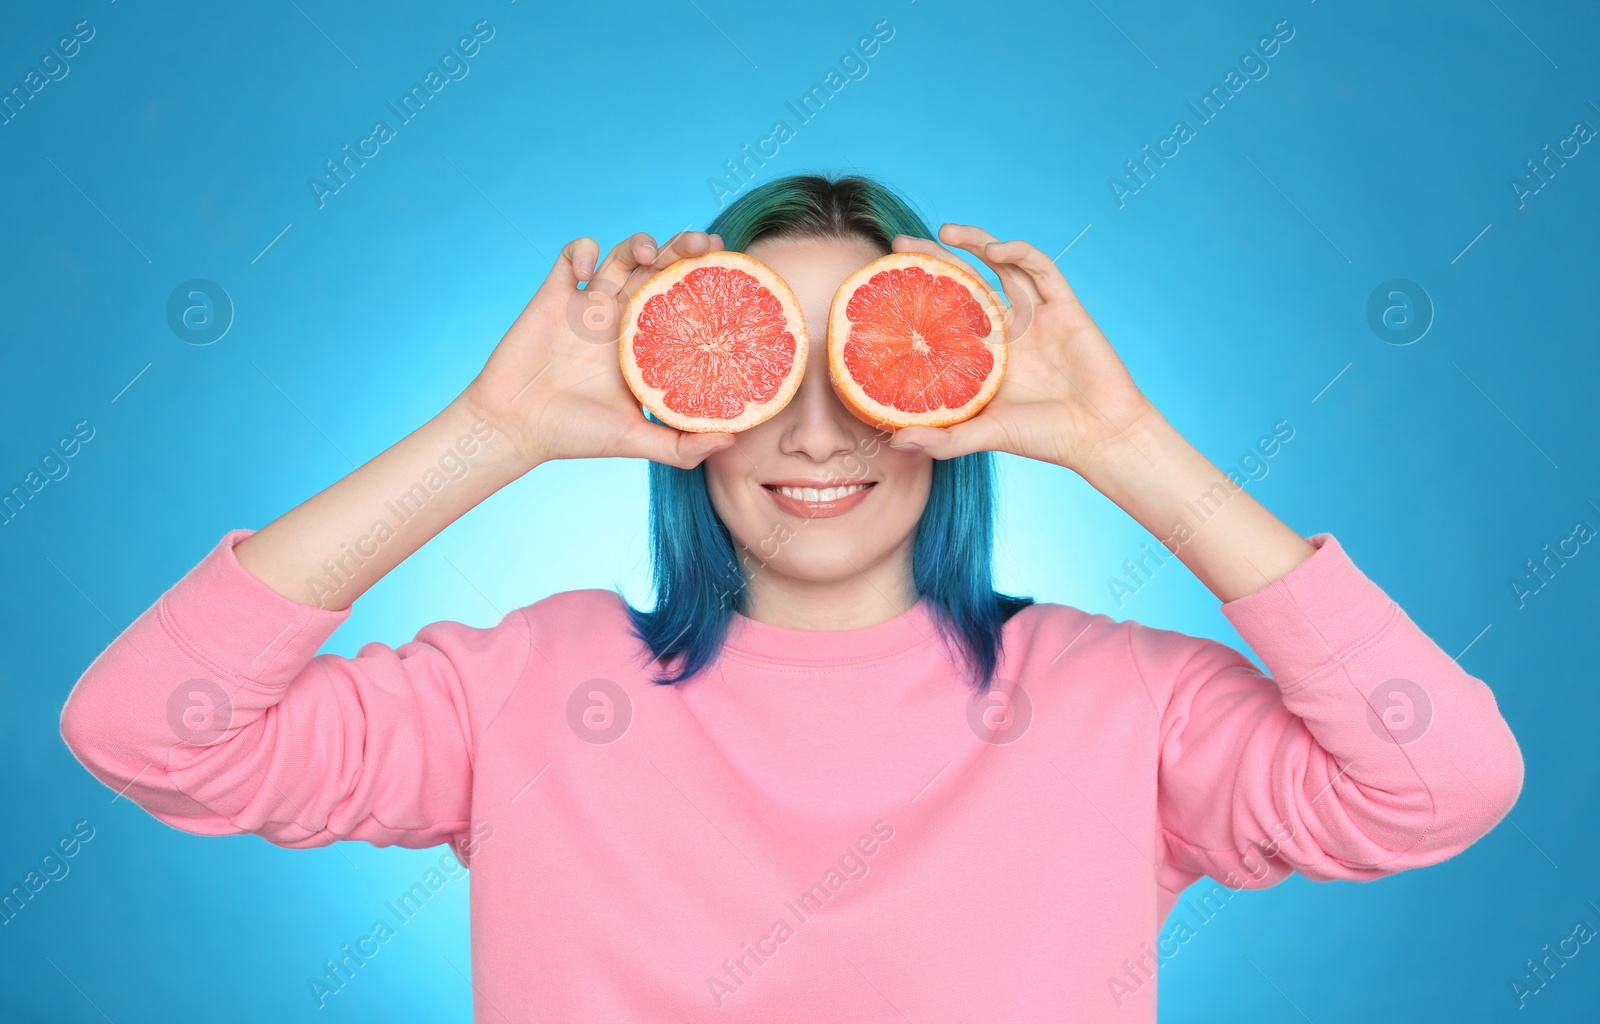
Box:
[620,173,1033,692]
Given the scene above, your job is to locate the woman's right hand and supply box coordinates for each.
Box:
[461,230,738,470]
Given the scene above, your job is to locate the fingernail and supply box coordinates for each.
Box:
[890,442,921,453]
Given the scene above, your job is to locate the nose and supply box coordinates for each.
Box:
[776,336,860,462]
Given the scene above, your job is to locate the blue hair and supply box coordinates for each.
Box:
[620,173,1033,692]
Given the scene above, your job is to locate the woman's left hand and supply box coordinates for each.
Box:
[884,224,1159,477]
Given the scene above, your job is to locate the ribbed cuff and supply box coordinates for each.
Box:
[1218,533,1398,691]
[156,529,351,689]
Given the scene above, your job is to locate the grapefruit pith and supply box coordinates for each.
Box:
[827,252,1007,430]
[620,251,807,433]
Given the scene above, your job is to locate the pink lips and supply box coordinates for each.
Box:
[761,481,875,519]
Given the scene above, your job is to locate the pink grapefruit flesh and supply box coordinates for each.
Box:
[619,251,806,433]
[827,252,1007,430]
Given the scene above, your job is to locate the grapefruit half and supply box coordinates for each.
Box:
[619,251,807,433]
[827,252,1007,430]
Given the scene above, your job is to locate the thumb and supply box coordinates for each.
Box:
[887,418,1003,459]
[550,237,600,291]
[627,421,737,469]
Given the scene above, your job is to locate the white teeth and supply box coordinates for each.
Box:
[775,484,868,502]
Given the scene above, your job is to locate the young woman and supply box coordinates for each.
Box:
[61,175,1523,1021]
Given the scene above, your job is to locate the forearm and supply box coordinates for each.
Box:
[1080,408,1315,603]
[234,395,535,609]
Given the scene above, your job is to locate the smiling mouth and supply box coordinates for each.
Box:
[759,480,877,519]
[762,482,874,502]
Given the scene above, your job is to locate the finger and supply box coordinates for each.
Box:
[889,233,991,283]
[589,232,658,298]
[661,228,715,261]
[939,222,1002,249]
[885,415,1011,460]
[976,238,1077,306]
[627,420,737,469]
[551,237,601,289]
[620,229,716,301]
[937,224,1043,309]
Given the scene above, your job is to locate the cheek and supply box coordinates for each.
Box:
[702,454,764,545]
[879,445,932,494]
[860,454,933,540]
[701,458,740,521]
[700,453,732,502]
[891,462,934,526]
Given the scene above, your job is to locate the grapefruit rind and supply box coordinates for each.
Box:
[619,250,808,433]
[826,252,1008,430]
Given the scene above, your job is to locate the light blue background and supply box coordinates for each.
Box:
[3,0,1596,1020]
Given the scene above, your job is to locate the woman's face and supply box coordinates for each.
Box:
[700,234,932,614]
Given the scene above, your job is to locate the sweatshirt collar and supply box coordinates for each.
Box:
[721,595,938,666]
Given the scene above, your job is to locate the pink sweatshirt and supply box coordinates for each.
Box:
[60,529,1522,1021]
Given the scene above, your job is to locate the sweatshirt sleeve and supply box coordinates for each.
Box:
[1134,532,1524,890]
[58,529,535,851]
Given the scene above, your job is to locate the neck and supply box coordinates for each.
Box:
[738,540,919,630]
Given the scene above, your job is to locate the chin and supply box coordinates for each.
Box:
[754,546,886,584]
